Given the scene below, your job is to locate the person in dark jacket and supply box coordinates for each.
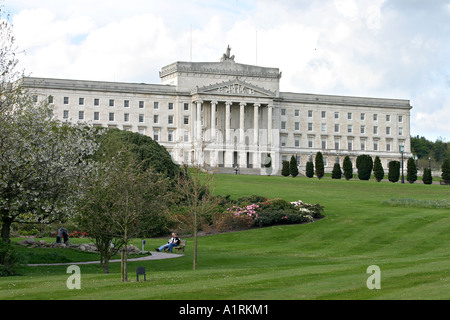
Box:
[156,233,180,252]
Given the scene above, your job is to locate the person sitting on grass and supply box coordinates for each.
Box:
[156,233,180,252]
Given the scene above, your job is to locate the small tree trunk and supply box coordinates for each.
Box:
[1,217,13,243]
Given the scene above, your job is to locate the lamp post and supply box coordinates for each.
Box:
[400,145,404,184]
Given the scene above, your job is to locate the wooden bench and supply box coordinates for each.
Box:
[164,240,187,253]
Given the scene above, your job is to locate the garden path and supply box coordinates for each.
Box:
[27,251,183,266]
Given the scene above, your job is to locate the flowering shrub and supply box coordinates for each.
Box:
[69,230,87,238]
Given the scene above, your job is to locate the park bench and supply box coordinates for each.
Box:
[164,239,187,253]
[439,180,450,185]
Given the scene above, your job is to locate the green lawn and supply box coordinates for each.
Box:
[1,175,449,300]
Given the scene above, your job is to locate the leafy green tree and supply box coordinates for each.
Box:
[406,157,418,183]
[281,160,290,177]
[422,168,433,185]
[314,152,324,179]
[306,161,314,178]
[356,155,373,180]
[343,156,353,180]
[289,156,299,177]
[373,156,384,182]
[331,163,342,179]
[388,161,400,183]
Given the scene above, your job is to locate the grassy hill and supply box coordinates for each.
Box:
[1,174,448,300]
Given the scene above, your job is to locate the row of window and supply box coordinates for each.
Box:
[65,110,190,125]
[280,122,405,136]
[281,135,402,152]
[281,109,404,123]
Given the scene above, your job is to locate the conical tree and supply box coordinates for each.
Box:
[388,160,400,183]
[422,168,432,185]
[343,156,353,180]
[281,160,290,177]
[306,161,314,178]
[315,152,324,179]
[331,163,342,179]
[373,156,384,182]
[442,158,450,182]
[356,154,373,180]
[406,157,417,183]
[289,155,299,177]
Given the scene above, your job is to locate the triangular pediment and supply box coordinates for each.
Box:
[193,78,275,97]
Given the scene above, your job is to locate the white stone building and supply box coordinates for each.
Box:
[23,47,412,174]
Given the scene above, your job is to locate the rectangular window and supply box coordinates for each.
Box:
[360,113,365,121]
[184,130,189,142]
[373,126,378,135]
[386,140,391,151]
[398,115,403,122]
[295,110,299,117]
[386,127,391,135]
[308,137,313,148]
[321,111,326,118]
[153,115,159,124]
[154,102,159,110]
[348,139,353,151]
[373,114,378,121]
[124,113,129,122]
[281,135,286,147]
[168,102,174,110]
[109,112,115,121]
[94,98,100,106]
[374,140,379,151]
[361,140,366,151]
[184,103,189,111]
[139,114,144,123]
[321,123,326,133]
[281,109,286,116]
[64,97,69,104]
[321,138,326,150]
[308,110,313,118]
[78,111,84,120]
[334,124,339,133]
[334,112,339,119]
[48,95,54,104]
[295,137,300,147]
[139,101,145,109]
[79,98,84,105]
[348,112,352,120]
[124,100,129,108]
[94,112,99,121]
[308,123,313,131]
[348,125,352,133]
[168,130,174,142]
[386,114,391,121]
[63,110,69,119]
[109,99,114,107]
[399,127,403,136]
[281,121,286,130]
[153,129,159,141]
[360,125,365,134]
[334,138,340,150]
[168,115,174,124]
[295,122,300,131]
[184,116,189,125]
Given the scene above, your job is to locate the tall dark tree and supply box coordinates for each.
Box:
[388,161,400,183]
[356,155,373,180]
[442,158,450,182]
[306,161,314,178]
[343,156,353,180]
[422,168,433,185]
[289,155,299,177]
[373,156,384,182]
[315,152,324,179]
[281,160,290,177]
[331,163,342,179]
[406,157,417,183]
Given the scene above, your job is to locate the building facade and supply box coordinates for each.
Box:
[23,47,412,174]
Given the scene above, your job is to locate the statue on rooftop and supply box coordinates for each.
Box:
[221,45,235,62]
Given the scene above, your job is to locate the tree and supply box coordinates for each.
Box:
[289,156,299,177]
[442,158,450,182]
[306,161,314,178]
[343,156,353,180]
[173,166,220,271]
[0,101,100,243]
[315,152,324,179]
[331,163,342,179]
[373,156,384,182]
[422,168,433,185]
[77,153,172,278]
[388,161,400,183]
[406,157,417,183]
[281,160,290,177]
[356,155,373,180]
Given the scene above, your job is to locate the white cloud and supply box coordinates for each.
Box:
[7,0,450,140]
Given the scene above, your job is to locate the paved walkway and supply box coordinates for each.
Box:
[27,251,183,266]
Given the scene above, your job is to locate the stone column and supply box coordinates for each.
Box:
[267,104,273,147]
[211,100,217,142]
[196,100,202,142]
[254,103,260,145]
[225,101,231,144]
[239,102,246,145]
